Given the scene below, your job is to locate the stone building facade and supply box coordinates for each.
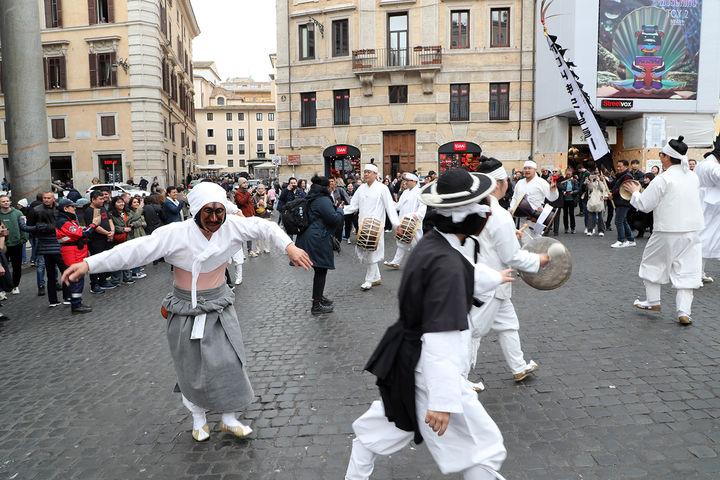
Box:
[0,0,199,190]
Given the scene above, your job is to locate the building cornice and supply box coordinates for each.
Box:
[289,4,357,18]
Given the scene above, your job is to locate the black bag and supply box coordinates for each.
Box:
[281,198,311,235]
[0,251,13,293]
[331,236,341,254]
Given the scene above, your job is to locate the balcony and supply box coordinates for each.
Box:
[351,46,442,95]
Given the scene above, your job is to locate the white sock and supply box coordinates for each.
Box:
[182,394,207,430]
[221,412,244,427]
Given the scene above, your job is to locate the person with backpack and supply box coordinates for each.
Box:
[295,175,343,315]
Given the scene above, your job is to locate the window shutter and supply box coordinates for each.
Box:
[88,0,97,25]
[59,56,67,89]
[101,116,115,136]
[56,0,63,27]
[52,118,66,139]
[89,53,97,87]
[44,0,53,28]
[43,58,49,90]
[110,52,117,86]
[107,0,114,23]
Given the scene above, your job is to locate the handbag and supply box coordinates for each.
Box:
[113,213,128,243]
[331,235,342,254]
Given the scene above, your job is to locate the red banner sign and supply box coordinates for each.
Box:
[453,142,467,152]
[287,155,301,166]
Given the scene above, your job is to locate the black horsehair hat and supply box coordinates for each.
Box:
[419,168,495,208]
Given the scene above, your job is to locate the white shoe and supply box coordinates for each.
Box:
[11,287,19,295]
[248,251,258,258]
[470,380,485,393]
[360,282,372,290]
[0,292,6,301]
[610,241,624,248]
[624,241,636,247]
[586,232,593,236]
[599,232,604,237]
[633,299,661,311]
[347,238,352,244]
[234,278,243,285]
[263,248,270,254]
[701,274,714,284]
[584,228,588,234]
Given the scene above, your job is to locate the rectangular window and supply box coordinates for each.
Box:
[208,159,215,165]
[491,8,510,48]
[299,24,315,60]
[226,128,233,141]
[257,144,264,153]
[268,128,275,141]
[206,112,213,121]
[44,56,67,90]
[332,19,349,57]
[239,144,245,155]
[226,112,232,121]
[450,84,469,121]
[269,144,275,155]
[207,128,214,137]
[88,0,114,25]
[257,129,263,141]
[227,144,233,154]
[228,159,234,167]
[451,10,470,49]
[44,0,62,28]
[489,82,510,121]
[301,92,316,127]
[205,144,216,155]
[89,52,117,87]
[333,89,350,126]
[237,112,244,121]
[268,113,274,121]
[238,128,245,141]
[50,118,66,139]
[389,85,408,104]
[388,13,408,66]
[100,115,116,136]
[256,113,263,121]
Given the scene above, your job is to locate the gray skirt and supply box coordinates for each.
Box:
[162,284,254,412]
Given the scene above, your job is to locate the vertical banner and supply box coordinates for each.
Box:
[541,1,611,166]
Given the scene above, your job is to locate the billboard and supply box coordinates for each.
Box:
[597,0,703,100]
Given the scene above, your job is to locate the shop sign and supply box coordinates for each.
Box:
[453,142,467,152]
[335,146,348,155]
[601,99,633,109]
[287,155,301,166]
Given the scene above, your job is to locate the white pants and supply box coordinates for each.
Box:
[639,232,702,289]
[644,281,694,317]
[470,297,533,375]
[229,251,244,283]
[389,241,412,266]
[364,263,380,283]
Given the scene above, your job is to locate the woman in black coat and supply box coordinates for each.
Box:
[296,175,343,315]
[142,194,166,235]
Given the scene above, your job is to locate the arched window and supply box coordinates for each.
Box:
[217,97,225,105]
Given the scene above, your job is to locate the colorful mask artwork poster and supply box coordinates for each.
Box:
[597,0,702,100]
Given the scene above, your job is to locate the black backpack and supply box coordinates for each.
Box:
[281,197,313,235]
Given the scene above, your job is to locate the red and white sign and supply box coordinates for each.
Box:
[453,142,467,152]
[335,146,348,155]
[287,155,301,166]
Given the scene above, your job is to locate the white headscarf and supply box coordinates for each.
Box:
[364,164,379,173]
[435,202,492,222]
[403,172,419,182]
[662,141,690,173]
[523,160,538,169]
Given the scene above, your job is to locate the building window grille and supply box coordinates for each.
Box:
[301,92,316,127]
[450,84,469,121]
[489,82,510,120]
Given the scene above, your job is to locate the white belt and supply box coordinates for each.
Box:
[190,313,207,340]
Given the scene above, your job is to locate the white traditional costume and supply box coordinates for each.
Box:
[630,138,704,323]
[346,169,507,480]
[386,174,427,268]
[343,164,400,289]
[695,145,720,283]
[509,160,559,212]
[84,182,294,440]
[466,163,541,381]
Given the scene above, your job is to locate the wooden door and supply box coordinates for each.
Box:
[383,131,415,179]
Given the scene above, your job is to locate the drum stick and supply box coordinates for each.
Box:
[602,177,615,208]
[518,224,529,234]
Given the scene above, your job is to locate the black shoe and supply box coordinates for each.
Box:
[72,304,93,314]
[38,285,45,296]
[55,283,62,291]
[99,282,117,290]
[320,296,333,306]
[0,313,9,321]
[311,302,333,315]
[121,280,135,285]
[90,285,105,294]
[49,302,62,308]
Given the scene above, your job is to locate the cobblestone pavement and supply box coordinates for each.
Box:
[1,226,719,480]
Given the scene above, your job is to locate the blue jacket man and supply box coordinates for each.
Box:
[162,186,186,223]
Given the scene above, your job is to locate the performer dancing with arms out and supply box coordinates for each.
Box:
[343,163,400,290]
[62,182,312,441]
[509,159,559,215]
[695,135,720,284]
[624,136,704,325]
[469,158,551,384]
[384,172,426,269]
[346,168,512,480]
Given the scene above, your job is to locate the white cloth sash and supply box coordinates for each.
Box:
[190,313,207,340]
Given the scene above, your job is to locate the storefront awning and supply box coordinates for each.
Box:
[252,162,277,169]
[323,144,361,158]
[438,141,482,155]
[197,164,228,170]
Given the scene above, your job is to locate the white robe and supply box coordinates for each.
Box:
[390,185,427,264]
[343,181,400,264]
[695,154,720,260]
[509,175,559,212]
[630,165,703,289]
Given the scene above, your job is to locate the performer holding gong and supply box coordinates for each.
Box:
[469,158,551,383]
[343,164,401,290]
[624,136,704,325]
[384,172,426,269]
[509,159,559,217]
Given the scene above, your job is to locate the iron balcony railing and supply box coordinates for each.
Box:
[352,46,442,71]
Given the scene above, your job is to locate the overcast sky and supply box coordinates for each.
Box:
[191,1,277,82]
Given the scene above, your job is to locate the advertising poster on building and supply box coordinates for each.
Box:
[597,0,702,100]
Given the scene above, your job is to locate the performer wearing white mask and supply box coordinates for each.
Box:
[343,163,401,290]
[384,172,426,269]
[467,158,551,383]
[695,136,720,284]
[624,136,704,325]
[61,182,312,441]
[345,168,511,480]
[509,159,559,213]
